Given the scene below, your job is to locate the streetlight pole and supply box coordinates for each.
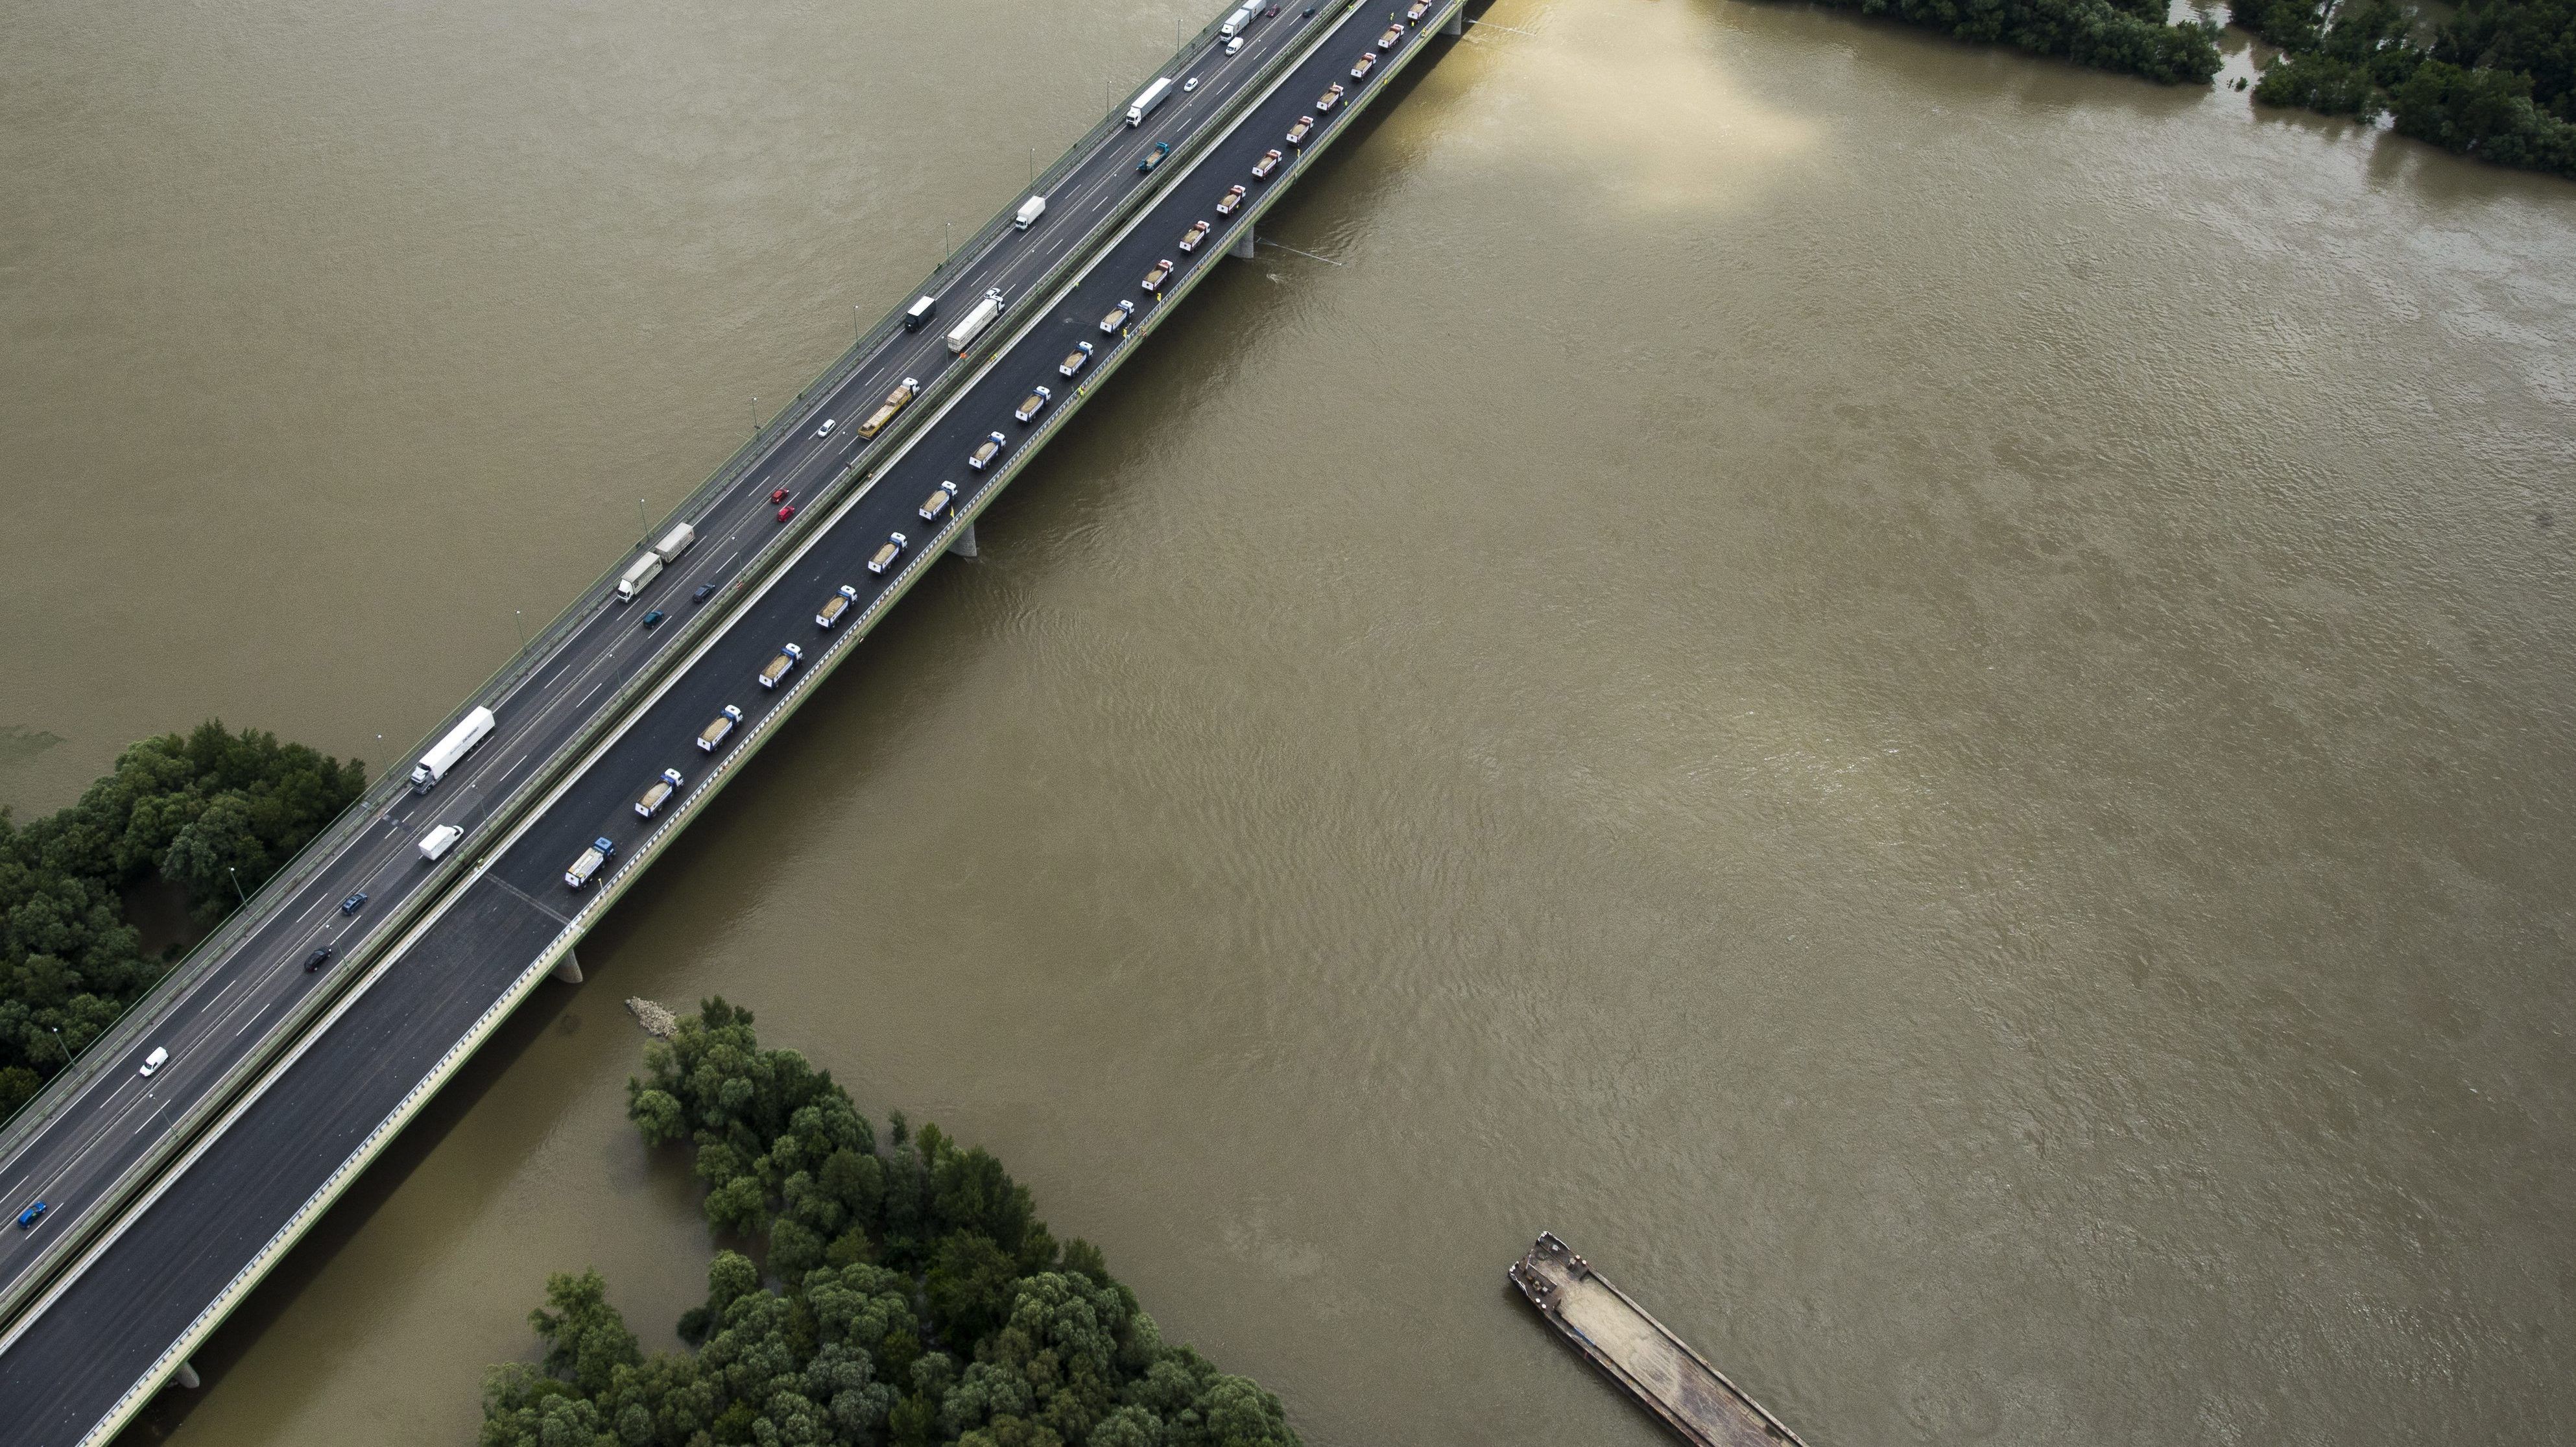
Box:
[855,304,863,344]
[49,1027,67,1066]
[227,865,246,907]
[514,609,526,647]
[751,396,759,436]
[637,497,649,544]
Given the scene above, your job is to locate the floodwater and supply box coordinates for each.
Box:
[5,0,2572,1442]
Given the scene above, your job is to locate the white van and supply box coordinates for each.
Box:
[139,1046,168,1077]
[419,823,465,862]
[1015,195,1047,230]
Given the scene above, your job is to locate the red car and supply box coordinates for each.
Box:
[776,503,797,523]
[770,486,791,505]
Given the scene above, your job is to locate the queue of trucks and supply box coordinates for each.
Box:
[437,0,1390,900]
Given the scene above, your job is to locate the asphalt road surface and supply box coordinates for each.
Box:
[0,1,1452,1439]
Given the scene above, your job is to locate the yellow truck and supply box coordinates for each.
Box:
[857,377,921,438]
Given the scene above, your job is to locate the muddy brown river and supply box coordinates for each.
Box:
[3,0,2571,1442]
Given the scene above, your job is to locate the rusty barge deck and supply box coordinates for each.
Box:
[1510,1232,1807,1447]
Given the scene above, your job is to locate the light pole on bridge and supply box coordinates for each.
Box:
[226,865,246,907]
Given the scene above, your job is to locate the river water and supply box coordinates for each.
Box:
[5,0,2573,1442]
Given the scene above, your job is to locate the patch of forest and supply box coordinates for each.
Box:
[0,724,366,1116]
[2243,0,2575,178]
[482,998,1298,1447]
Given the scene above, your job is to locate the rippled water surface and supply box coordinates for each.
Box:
[5,0,2573,1443]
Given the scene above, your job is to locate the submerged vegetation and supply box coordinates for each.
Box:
[2247,0,2576,179]
[0,724,364,1116]
[482,999,1297,1447]
[1803,0,2226,85]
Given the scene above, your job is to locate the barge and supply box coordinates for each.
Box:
[1509,1232,1807,1447]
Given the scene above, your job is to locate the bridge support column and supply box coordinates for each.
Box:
[948,522,979,558]
[1442,4,1462,34]
[1229,227,1256,260]
[552,948,583,985]
[173,1359,201,1390]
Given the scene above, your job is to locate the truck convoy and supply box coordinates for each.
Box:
[409,707,496,793]
[615,521,700,603]
[1126,77,1175,126]
[946,289,1007,355]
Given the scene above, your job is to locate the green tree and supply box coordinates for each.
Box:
[0,722,361,1116]
[500,1001,1302,1447]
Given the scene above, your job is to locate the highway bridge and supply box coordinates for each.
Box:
[0,1,1469,1440]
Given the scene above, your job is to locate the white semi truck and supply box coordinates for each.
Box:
[409,706,496,793]
[946,289,1007,355]
[1127,77,1175,126]
[617,521,699,602]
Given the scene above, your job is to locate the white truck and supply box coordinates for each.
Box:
[1014,195,1047,230]
[564,835,615,891]
[618,522,698,601]
[946,289,1006,355]
[418,823,464,862]
[409,707,495,793]
[615,554,663,602]
[1220,5,1256,36]
[1126,77,1175,126]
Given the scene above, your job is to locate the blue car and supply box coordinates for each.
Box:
[340,891,367,916]
[16,1201,47,1231]
[641,608,666,630]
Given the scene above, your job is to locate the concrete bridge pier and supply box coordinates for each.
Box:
[1442,5,1462,34]
[172,1360,200,1390]
[948,523,979,558]
[1230,227,1257,260]
[552,948,582,985]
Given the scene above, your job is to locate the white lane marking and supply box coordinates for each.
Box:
[49,1084,164,1182]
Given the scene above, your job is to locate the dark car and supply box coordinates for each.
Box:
[1265,4,1280,13]
[641,608,666,630]
[693,582,717,604]
[305,944,336,972]
[339,891,367,916]
[1302,5,1316,14]
[15,1201,46,1231]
